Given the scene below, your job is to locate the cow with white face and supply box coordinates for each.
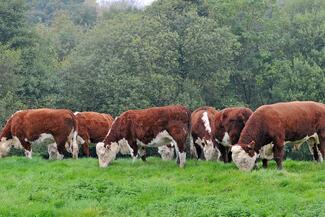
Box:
[158,145,175,160]
[96,105,191,168]
[215,107,253,163]
[190,107,221,161]
[232,101,325,171]
[0,109,79,159]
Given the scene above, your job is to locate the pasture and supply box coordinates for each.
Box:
[0,156,325,217]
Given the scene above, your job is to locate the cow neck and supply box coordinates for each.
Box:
[238,116,265,151]
[103,117,125,147]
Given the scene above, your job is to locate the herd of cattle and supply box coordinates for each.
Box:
[0,101,324,171]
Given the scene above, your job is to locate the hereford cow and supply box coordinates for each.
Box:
[96,105,191,168]
[215,107,253,162]
[190,107,221,161]
[0,109,78,159]
[74,112,114,157]
[158,144,175,160]
[231,101,325,171]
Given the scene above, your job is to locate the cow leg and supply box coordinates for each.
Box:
[129,142,138,163]
[273,138,285,170]
[82,142,90,157]
[317,132,325,162]
[262,159,268,168]
[138,147,146,161]
[20,140,32,159]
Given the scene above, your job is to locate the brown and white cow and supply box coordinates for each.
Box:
[0,108,78,159]
[74,112,113,157]
[215,107,253,162]
[96,105,191,168]
[190,107,221,161]
[231,101,325,171]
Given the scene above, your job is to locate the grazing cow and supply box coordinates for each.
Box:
[215,107,253,162]
[0,109,78,159]
[231,101,325,171]
[74,112,114,157]
[190,107,221,161]
[96,105,191,168]
[158,144,175,160]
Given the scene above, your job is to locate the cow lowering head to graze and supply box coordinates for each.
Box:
[214,107,253,163]
[96,105,191,168]
[74,112,113,157]
[158,144,175,160]
[190,107,221,161]
[0,109,79,159]
[231,101,325,171]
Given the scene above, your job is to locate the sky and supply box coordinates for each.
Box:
[96,0,156,9]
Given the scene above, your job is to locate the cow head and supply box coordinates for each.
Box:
[158,145,175,160]
[203,139,221,161]
[0,137,13,158]
[231,141,257,171]
[96,142,119,168]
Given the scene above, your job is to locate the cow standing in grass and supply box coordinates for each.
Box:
[74,112,114,157]
[0,109,78,159]
[96,105,191,168]
[214,107,253,163]
[231,101,325,171]
[190,107,221,161]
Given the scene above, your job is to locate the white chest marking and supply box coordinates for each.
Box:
[221,132,231,147]
[201,112,211,133]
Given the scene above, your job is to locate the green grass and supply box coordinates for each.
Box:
[0,157,325,217]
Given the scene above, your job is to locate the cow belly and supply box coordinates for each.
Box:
[137,130,174,147]
[31,133,55,143]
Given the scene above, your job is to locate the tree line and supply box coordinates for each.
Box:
[1,0,325,126]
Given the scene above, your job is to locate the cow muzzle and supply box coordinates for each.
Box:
[231,145,257,171]
[203,140,220,161]
[96,142,119,168]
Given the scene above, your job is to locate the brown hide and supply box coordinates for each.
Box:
[0,108,77,157]
[215,107,253,162]
[191,107,220,160]
[237,101,325,169]
[103,105,191,159]
[75,112,113,156]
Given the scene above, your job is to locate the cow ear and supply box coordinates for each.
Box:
[247,141,255,150]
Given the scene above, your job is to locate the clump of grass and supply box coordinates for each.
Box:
[0,157,325,217]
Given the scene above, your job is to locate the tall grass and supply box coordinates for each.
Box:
[0,156,324,217]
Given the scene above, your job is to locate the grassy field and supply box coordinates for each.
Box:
[0,156,325,217]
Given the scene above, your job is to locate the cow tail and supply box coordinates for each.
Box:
[186,108,192,148]
[71,112,79,158]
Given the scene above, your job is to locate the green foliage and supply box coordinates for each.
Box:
[1,157,325,216]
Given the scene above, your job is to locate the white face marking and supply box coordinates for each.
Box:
[96,142,119,168]
[158,145,175,160]
[231,145,257,171]
[48,143,63,160]
[12,136,23,149]
[74,112,80,115]
[0,137,12,158]
[203,139,220,161]
[221,132,231,147]
[118,138,133,156]
[201,112,211,133]
[190,136,198,159]
[259,143,274,160]
[76,135,85,145]
[24,149,32,159]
